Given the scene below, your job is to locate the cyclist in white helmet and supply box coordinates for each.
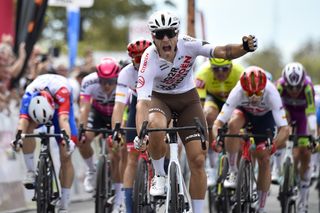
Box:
[11,74,77,213]
[276,62,317,213]
[134,10,257,213]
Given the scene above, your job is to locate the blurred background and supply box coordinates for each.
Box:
[0,0,319,212]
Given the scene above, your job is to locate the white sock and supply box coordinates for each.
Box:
[114,183,123,205]
[227,152,238,173]
[258,190,268,210]
[60,188,71,210]
[299,180,310,205]
[151,157,166,176]
[84,156,95,172]
[24,153,35,172]
[192,199,204,213]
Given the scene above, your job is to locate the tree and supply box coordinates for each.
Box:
[41,0,154,55]
[243,43,284,80]
[292,39,320,84]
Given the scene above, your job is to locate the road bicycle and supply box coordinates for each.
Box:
[217,123,273,213]
[79,124,120,213]
[139,113,206,213]
[278,122,318,213]
[207,139,233,213]
[13,124,71,213]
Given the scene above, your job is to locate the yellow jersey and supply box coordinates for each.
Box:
[195,62,244,102]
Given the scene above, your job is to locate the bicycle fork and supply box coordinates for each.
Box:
[165,143,192,212]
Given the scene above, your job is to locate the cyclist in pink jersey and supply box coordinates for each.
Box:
[212,66,289,213]
[134,10,257,213]
[77,57,125,212]
[276,62,317,213]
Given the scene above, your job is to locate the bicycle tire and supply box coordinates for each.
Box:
[169,162,182,213]
[95,155,107,213]
[133,158,153,213]
[36,156,54,213]
[236,159,251,213]
[281,157,296,213]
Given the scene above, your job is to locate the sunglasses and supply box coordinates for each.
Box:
[153,29,177,40]
[99,78,117,85]
[133,56,142,64]
[287,84,303,91]
[212,66,231,73]
[246,90,264,97]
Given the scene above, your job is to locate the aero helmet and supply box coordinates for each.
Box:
[96,57,120,79]
[127,39,152,63]
[282,62,305,86]
[240,66,267,96]
[28,90,55,124]
[209,58,232,67]
[148,11,180,32]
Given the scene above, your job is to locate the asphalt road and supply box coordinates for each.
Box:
[20,181,319,213]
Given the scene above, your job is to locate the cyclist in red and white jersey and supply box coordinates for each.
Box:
[77,57,125,212]
[212,66,289,213]
[111,39,152,213]
[134,10,257,212]
[13,73,78,213]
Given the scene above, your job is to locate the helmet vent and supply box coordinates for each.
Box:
[161,14,165,25]
[155,19,160,27]
[168,17,172,26]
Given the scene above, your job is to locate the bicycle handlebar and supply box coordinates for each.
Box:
[288,134,319,150]
[138,117,207,150]
[217,125,273,148]
[13,129,70,149]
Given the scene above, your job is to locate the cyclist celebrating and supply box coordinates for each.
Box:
[276,62,317,213]
[134,10,257,212]
[77,57,125,212]
[111,39,152,213]
[212,66,289,213]
[195,58,244,185]
[12,73,78,213]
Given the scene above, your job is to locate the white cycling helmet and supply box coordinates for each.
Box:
[28,91,55,124]
[282,62,306,86]
[148,11,180,32]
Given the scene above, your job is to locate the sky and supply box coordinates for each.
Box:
[154,0,320,63]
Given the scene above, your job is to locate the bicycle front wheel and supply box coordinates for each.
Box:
[236,159,252,213]
[95,155,107,213]
[36,156,54,213]
[280,157,296,213]
[133,158,153,213]
[168,162,184,213]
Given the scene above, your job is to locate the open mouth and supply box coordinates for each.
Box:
[162,45,172,52]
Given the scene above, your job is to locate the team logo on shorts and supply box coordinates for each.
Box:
[137,76,145,88]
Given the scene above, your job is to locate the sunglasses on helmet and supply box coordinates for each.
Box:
[153,29,177,40]
[212,66,231,73]
[99,77,117,85]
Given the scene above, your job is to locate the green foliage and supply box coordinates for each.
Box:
[243,43,284,80]
[42,0,154,56]
[292,39,320,84]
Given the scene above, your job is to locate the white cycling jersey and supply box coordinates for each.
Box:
[136,35,214,100]
[217,80,288,127]
[26,74,72,95]
[115,63,137,104]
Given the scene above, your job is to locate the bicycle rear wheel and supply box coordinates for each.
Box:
[95,155,108,213]
[36,156,54,213]
[133,158,154,213]
[235,159,252,213]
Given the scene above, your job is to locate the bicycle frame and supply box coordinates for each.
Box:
[139,116,206,213]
